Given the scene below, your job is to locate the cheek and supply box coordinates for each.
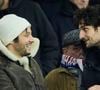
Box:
[88,33,95,41]
[15,41,26,50]
[66,50,77,56]
[18,38,27,45]
[16,43,23,49]
[80,30,86,39]
[73,50,79,55]
[19,37,28,44]
[72,49,82,57]
[71,52,80,58]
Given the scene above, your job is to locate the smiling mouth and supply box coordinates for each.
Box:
[25,44,32,50]
[82,39,89,45]
[82,38,88,42]
[85,39,89,43]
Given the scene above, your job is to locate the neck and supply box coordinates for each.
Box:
[1,0,9,10]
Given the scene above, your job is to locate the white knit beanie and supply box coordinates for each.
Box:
[0,14,31,46]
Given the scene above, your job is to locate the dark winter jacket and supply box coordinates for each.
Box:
[0,0,60,76]
[90,0,100,5]
[0,52,45,90]
[51,0,79,50]
[81,47,100,90]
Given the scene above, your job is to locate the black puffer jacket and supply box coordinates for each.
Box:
[81,47,100,90]
[51,0,79,52]
[0,0,60,76]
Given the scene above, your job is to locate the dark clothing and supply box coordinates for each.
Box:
[0,0,60,76]
[90,0,100,5]
[51,0,78,50]
[0,53,45,90]
[33,0,63,21]
[81,47,100,90]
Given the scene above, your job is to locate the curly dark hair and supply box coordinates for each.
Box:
[74,5,100,28]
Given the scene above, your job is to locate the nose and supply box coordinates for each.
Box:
[29,35,34,43]
[79,30,85,40]
[78,49,85,59]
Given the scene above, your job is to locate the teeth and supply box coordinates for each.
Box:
[25,44,31,49]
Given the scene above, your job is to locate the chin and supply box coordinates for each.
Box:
[27,52,31,55]
[23,52,31,56]
[86,43,94,48]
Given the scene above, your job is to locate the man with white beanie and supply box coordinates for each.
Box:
[0,0,60,77]
[0,14,46,90]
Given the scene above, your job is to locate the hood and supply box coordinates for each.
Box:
[30,38,40,57]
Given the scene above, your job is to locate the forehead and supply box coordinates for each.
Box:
[79,20,93,29]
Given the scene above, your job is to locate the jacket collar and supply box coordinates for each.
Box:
[0,38,40,73]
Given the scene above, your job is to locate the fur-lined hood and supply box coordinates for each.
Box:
[0,38,40,73]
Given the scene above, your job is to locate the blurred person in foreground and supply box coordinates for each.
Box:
[74,5,100,90]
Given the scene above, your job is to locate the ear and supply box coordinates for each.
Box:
[6,41,15,49]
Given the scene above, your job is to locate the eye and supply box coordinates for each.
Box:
[81,28,89,34]
[80,25,89,33]
[24,33,30,37]
[24,31,31,37]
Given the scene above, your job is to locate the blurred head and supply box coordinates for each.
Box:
[74,5,100,48]
[70,0,89,9]
[62,29,84,59]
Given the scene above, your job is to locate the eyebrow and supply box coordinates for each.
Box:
[25,28,32,34]
[80,25,85,29]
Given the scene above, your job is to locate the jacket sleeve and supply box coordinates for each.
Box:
[0,69,16,90]
[30,2,61,76]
